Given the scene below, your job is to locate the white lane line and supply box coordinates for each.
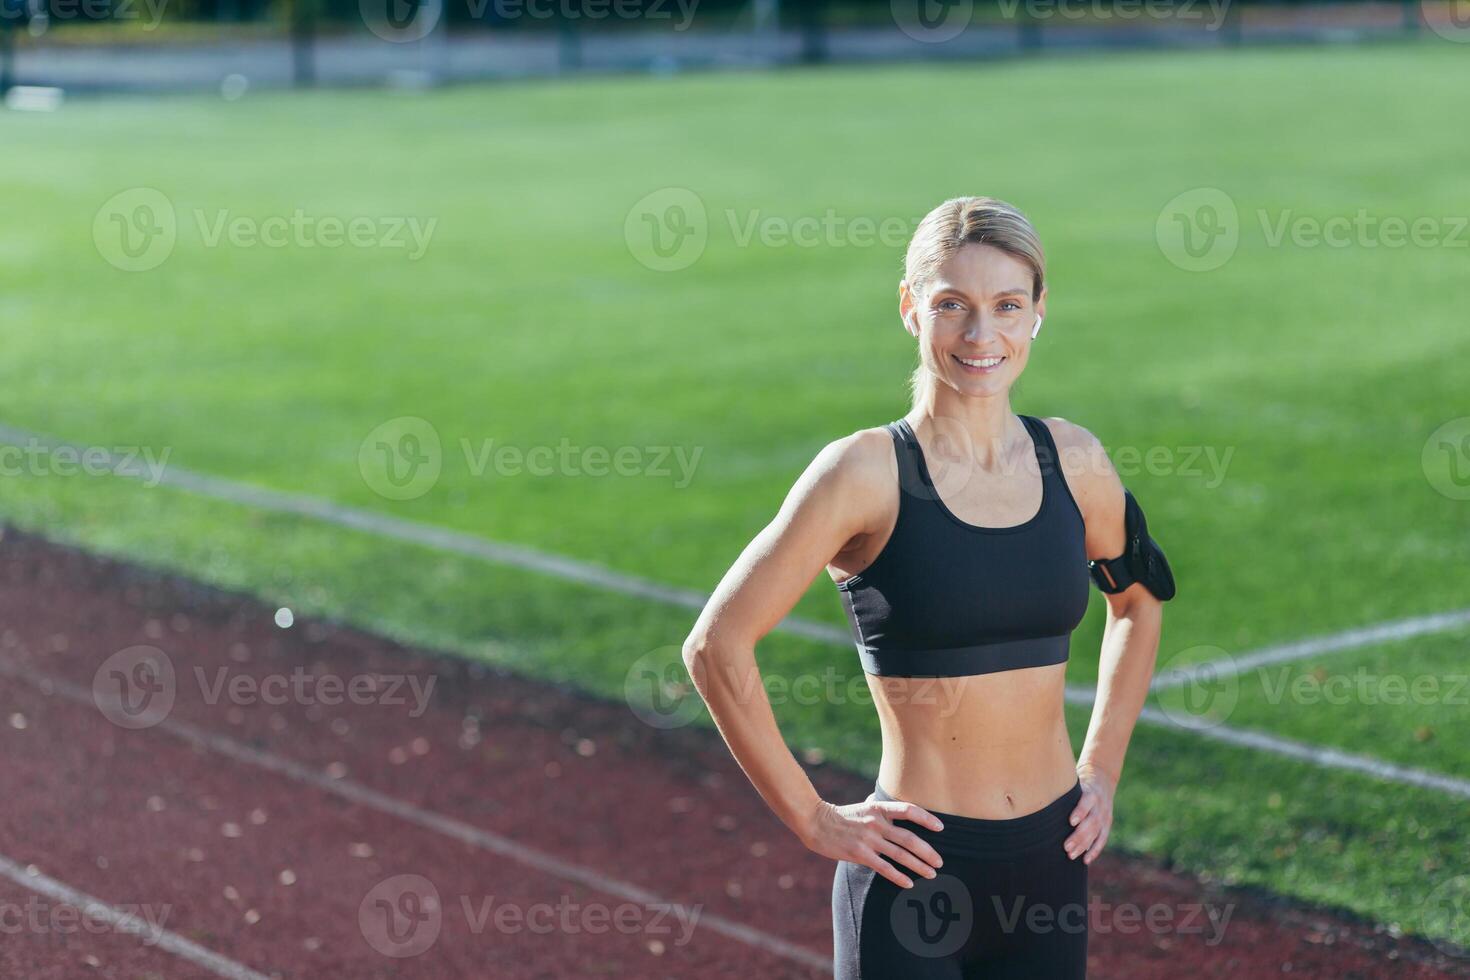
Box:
[0,660,833,975]
[9,421,1467,667]
[0,853,273,980]
[4,422,1468,800]
[0,423,845,647]
[1150,608,1470,692]
[1060,689,1470,800]
[1138,705,1470,799]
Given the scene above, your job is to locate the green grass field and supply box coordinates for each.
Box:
[2,39,1468,948]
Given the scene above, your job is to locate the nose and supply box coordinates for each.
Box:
[962,313,1002,345]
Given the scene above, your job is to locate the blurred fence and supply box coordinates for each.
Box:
[0,0,1463,95]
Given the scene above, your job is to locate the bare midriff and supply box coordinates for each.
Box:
[868,661,1078,819]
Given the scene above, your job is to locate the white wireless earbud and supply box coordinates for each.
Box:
[1031,314,1044,339]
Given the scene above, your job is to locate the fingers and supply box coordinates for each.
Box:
[1064,825,1094,861]
[1068,792,1095,829]
[882,825,944,871]
[856,846,915,890]
[879,801,944,833]
[1082,824,1110,865]
[1065,788,1100,859]
[1064,811,1107,861]
[874,838,940,882]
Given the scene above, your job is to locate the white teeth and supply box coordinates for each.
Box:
[958,356,1004,368]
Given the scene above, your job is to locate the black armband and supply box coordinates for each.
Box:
[1088,489,1176,601]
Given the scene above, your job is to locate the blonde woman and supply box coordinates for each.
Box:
[682,197,1173,977]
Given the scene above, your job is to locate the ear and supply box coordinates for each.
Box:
[1035,284,1048,323]
[898,280,920,339]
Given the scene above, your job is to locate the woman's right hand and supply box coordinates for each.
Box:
[800,798,946,889]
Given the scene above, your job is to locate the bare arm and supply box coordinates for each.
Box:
[1047,418,1166,864]
[682,431,945,888]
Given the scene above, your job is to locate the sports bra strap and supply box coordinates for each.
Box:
[883,420,928,500]
[1019,414,1062,480]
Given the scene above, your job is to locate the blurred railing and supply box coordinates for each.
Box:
[0,0,1464,95]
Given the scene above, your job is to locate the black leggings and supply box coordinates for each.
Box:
[832,779,1088,979]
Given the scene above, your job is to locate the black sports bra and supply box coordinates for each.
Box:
[834,415,1091,678]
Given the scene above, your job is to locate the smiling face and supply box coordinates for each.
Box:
[900,243,1047,400]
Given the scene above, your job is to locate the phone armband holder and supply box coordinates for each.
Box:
[1088,489,1176,601]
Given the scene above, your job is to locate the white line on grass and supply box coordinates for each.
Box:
[0,423,847,645]
[1136,706,1470,798]
[0,660,833,975]
[0,853,273,980]
[1060,688,1470,799]
[3,423,1468,801]
[1150,608,1470,692]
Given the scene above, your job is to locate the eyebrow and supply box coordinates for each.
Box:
[930,285,1031,299]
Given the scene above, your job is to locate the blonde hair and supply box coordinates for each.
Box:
[902,197,1046,405]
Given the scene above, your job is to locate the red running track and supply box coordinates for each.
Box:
[0,525,1464,978]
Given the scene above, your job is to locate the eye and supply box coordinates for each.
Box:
[936,298,965,312]
[998,300,1022,312]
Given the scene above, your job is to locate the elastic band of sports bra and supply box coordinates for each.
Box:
[857,633,1070,678]
[872,778,1083,859]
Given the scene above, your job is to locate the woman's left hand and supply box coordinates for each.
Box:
[1064,764,1116,865]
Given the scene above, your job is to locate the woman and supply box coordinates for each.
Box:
[681,197,1169,978]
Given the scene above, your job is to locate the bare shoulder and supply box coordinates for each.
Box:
[787,425,897,533]
[825,425,897,482]
[1035,415,1125,520]
[803,425,897,504]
